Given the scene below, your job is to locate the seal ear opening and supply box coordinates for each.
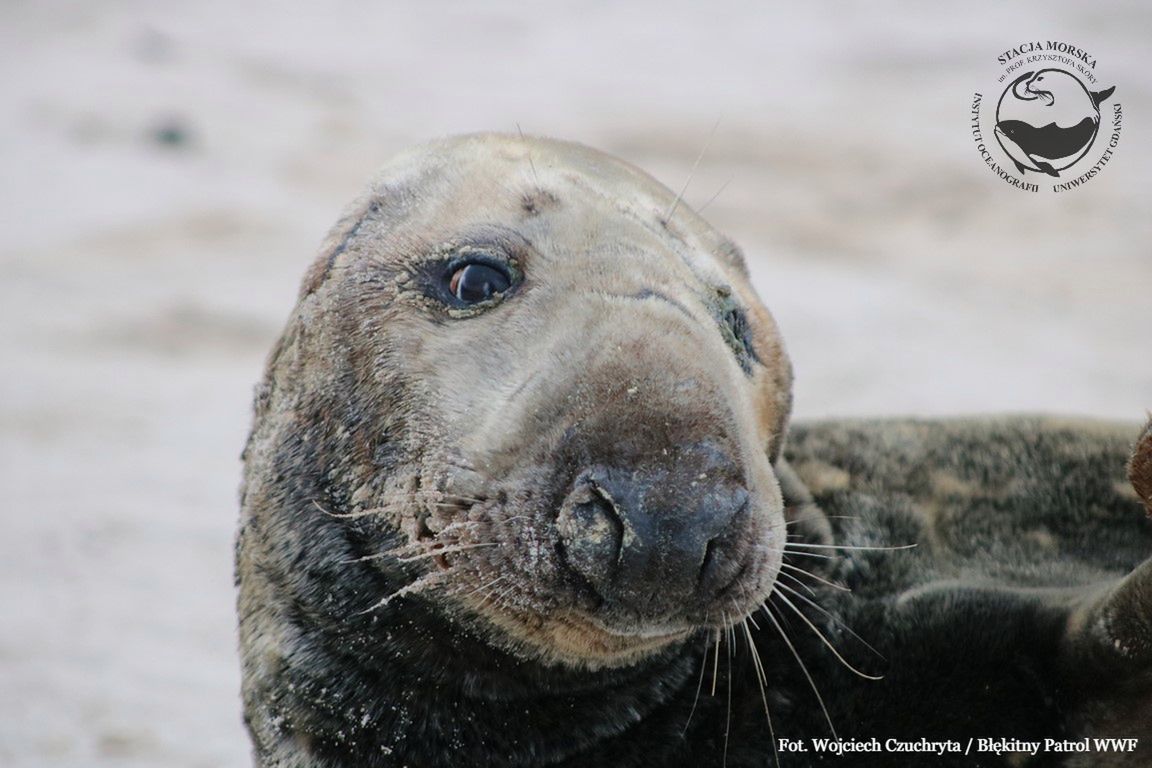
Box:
[715,239,750,278]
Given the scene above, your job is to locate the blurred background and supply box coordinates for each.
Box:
[2,1,1149,766]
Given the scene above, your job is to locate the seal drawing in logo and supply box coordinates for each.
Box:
[994,69,1115,178]
[971,42,1123,192]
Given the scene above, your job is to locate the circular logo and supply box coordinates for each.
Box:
[970,42,1123,192]
[994,69,1113,177]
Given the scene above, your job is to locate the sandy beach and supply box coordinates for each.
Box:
[2,2,1149,765]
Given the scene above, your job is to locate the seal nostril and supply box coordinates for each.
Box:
[557,481,625,595]
[695,491,752,597]
[698,537,720,589]
[554,539,605,611]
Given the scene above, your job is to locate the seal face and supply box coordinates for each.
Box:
[347,136,793,663]
[236,132,795,763]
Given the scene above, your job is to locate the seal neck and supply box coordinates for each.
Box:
[292,586,700,766]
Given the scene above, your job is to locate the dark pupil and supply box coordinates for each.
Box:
[454,263,509,303]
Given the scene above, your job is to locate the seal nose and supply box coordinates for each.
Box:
[556,464,750,612]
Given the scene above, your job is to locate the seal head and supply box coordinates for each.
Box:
[238,132,793,685]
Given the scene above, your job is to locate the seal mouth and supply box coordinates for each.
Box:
[568,544,778,641]
[456,545,777,667]
[539,612,697,665]
[413,441,786,666]
[585,619,695,643]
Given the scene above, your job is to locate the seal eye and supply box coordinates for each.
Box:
[449,262,511,304]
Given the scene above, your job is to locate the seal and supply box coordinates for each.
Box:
[236,133,1152,767]
[236,132,796,767]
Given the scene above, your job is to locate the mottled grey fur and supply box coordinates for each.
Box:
[780,417,1152,768]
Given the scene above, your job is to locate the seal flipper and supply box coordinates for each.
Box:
[1128,419,1152,517]
[1033,159,1060,178]
[1092,85,1116,107]
[1061,421,1152,668]
[1062,558,1152,682]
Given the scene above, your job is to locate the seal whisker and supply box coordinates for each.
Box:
[357,572,445,615]
[339,551,396,564]
[431,520,484,535]
[460,574,510,601]
[775,568,817,597]
[780,562,852,593]
[491,581,519,606]
[774,581,884,660]
[741,616,766,688]
[516,123,542,189]
[741,615,779,765]
[478,581,518,611]
[665,117,721,223]
[312,499,393,519]
[396,542,501,563]
[784,514,860,526]
[784,542,917,552]
[723,612,733,768]
[733,580,762,632]
[761,598,839,739]
[710,627,722,697]
[343,534,497,564]
[696,176,733,215]
[316,502,408,520]
[326,490,487,518]
[755,545,840,561]
[681,633,711,736]
[771,590,882,680]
